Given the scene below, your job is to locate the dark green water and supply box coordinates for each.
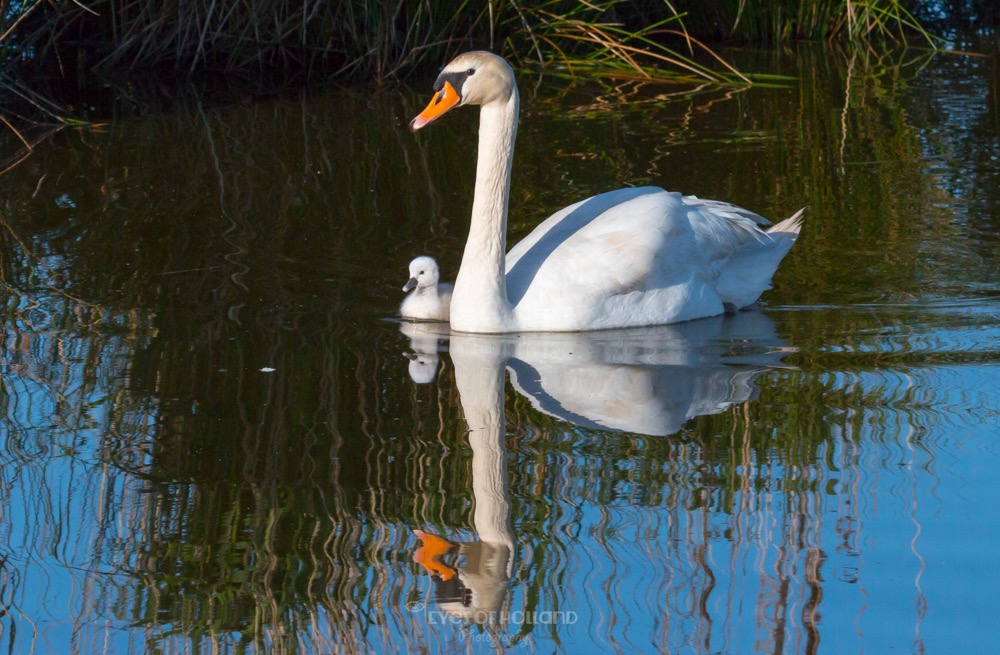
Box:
[0,39,998,653]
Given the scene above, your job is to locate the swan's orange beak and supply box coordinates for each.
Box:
[410,81,460,131]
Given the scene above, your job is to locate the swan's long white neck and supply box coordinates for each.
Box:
[450,90,519,332]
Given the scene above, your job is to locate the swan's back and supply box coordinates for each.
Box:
[504,187,792,330]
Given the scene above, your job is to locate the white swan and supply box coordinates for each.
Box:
[410,51,803,333]
[400,255,453,321]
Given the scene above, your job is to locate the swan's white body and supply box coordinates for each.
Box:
[411,51,803,333]
[400,256,453,321]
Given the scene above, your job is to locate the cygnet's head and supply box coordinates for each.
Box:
[405,351,440,384]
[402,256,441,292]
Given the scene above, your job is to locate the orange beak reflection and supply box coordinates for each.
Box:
[410,81,460,131]
[412,529,458,580]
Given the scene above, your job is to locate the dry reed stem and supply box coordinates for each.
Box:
[0,0,44,43]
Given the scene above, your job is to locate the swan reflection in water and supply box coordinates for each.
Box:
[402,312,795,631]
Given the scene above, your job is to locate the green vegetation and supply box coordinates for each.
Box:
[1,0,944,89]
[682,0,937,45]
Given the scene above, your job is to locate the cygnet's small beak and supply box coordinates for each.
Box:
[410,81,460,131]
[402,277,418,292]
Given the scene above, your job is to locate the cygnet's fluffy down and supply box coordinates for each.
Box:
[400,256,453,321]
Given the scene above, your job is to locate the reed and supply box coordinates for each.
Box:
[0,0,940,87]
[720,0,940,46]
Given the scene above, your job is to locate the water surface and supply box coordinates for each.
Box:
[0,39,998,654]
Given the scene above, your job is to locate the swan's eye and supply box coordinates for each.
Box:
[466,68,475,76]
[419,271,425,275]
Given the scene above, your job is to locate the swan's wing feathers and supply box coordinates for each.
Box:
[558,190,688,294]
[506,188,681,303]
[716,208,805,309]
[682,195,771,228]
[572,225,663,294]
[767,208,805,236]
[515,224,663,298]
[506,186,668,270]
[681,195,773,263]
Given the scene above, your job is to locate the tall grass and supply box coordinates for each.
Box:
[0,0,940,87]
[722,0,939,46]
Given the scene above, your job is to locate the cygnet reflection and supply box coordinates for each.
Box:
[400,321,449,383]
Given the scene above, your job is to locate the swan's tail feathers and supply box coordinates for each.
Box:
[767,208,805,240]
[717,208,804,310]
